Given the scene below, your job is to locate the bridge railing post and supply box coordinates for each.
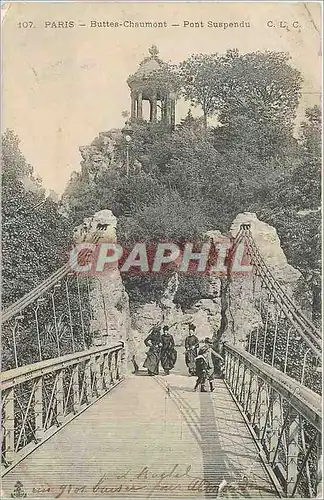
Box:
[103,352,110,388]
[3,387,15,466]
[286,408,300,496]
[229,352,236,388]
[238,365,247,404]
[250,374,259,428]
[120,344,127,379]
[94,354,104,396]
[110,350,118,382]
[34,377,43,441]
[243,369,253,416]
[234,359,243,398]
[56,370,64,425]
[72,365,80,413]
[85,358,93,404]
[224,349,230,379]
[115,350,121,381]
[269,393,282,465]
[258,382,269,443]
[299,416,315,498]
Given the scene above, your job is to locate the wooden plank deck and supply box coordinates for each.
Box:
[2,354,278,499]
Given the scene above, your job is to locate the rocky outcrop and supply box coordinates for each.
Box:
[130,274,192,366]
[230,212,301,287]
[130,270,222,368]
[79,129,122,181]
[73,210,134,370]
[222,212,301,346]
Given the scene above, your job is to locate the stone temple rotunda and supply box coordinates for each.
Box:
[127,45,177,129]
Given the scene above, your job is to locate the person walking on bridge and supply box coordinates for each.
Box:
[194,338,224,392]
[160,325,177,375]
[143,326,162,376]
[184,323,199,376]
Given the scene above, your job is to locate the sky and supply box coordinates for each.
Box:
[2,2,322,195]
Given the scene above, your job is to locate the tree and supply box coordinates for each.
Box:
[218,50,302,127]
[177,109,205,134]
[118,191,211,306]
[180,49,302,136]
[179,53,223,129]
[254,106,321,323]
[2,131,92,369]
[1,130,72,307]
[209,50,302,165]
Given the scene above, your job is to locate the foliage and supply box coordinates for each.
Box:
[179,53,224,129]
[2,47,320,384]
[1,130,92,369]
[179,50,302,132]
[174,275,210,309]
[177,109,205,134]
[254,105,321,322]
[217,50,302,126]
[1,130,73,307]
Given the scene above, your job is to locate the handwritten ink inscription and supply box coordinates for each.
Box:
[28,464,223,497]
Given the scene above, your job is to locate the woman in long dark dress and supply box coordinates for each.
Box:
[143,326,162,375]
[184,324,199,375]
[160,325,177,375]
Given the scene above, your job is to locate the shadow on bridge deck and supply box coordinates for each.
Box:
[2,354,278,499]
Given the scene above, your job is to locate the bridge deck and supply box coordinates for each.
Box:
[2,359,278,499]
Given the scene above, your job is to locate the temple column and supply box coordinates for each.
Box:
[149,100,153,121]
[165,95,171,125]
[160,99,164,121]
[151,92,157,122]
[131,92,136,120]
[171,98,176,130]
[161,99,167,122]
[137,91,143,119]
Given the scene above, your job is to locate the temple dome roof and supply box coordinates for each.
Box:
[135,57,162,77]
[127,45,164,85]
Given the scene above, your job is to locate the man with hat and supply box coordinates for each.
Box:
[194,337,224,392]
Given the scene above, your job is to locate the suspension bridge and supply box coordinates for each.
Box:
[1,224,322,499]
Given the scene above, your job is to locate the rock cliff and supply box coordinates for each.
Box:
[73,209,134,370]
[223,212,301,346]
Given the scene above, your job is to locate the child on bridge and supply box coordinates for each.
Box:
[194,338,224,392]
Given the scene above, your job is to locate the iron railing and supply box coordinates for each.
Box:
[1,342,125,476]
[224,343,322,498]
[230,224,322,393]
[1,228,109,371]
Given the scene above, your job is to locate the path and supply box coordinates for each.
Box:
[2,352,278,499]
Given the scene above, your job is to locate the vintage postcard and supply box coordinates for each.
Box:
[1,1,322,499]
